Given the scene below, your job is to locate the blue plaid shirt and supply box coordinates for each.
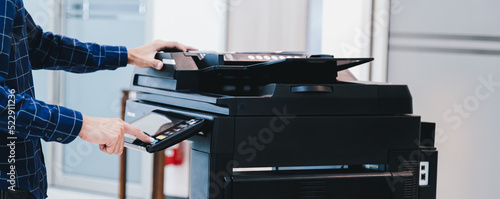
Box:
[0,0,128,198]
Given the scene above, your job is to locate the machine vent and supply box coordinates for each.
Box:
[402,161,419,199]
[299,181,327,199]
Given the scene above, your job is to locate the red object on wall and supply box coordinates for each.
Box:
[165,142,184,166]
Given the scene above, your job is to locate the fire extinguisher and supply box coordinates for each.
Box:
[165,142,184,166]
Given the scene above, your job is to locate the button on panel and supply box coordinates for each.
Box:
[156,135,167,140]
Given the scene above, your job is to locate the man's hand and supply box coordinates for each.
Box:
[127,40,197,70]
[78,115,154,155]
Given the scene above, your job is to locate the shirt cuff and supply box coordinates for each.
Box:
[120,46,128,66]
[102,45,129,69]
[46,106,83,144]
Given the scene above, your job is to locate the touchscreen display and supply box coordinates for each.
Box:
[125,112,175,144]
[130,112,173,135]
[124,111,206,152]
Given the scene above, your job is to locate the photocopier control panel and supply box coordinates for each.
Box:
[124,111,205,153]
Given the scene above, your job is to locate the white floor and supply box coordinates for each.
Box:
[47,187,116,199]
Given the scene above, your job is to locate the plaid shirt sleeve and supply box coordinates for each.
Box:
[24,10,128,73]
[0,2,89,143]
[0,86,83,143]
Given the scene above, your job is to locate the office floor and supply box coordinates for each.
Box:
[47,187,115,199]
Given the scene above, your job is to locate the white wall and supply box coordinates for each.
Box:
[387,0,500,198]
[314,0,374,81]
[226,0,308,52]
[148,0,227,51]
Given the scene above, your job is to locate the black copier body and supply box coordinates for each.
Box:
[124,52,438,199]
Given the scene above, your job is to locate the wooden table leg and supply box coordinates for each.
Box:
[119,149,127,199]
[119,90,130,199]
[152,150,165,199]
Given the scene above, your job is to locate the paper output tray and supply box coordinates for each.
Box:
[200,58,374,73]
[199,58,373,85]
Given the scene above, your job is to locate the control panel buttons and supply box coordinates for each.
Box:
[156,135,167,140]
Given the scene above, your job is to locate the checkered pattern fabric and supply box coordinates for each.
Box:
[0,1,128,198]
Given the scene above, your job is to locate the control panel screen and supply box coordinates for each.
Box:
[124,111,206,153]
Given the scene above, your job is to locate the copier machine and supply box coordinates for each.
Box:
[124,52,438,199]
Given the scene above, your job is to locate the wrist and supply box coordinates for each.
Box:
[79,115,89,139]
[127,48,137,65]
